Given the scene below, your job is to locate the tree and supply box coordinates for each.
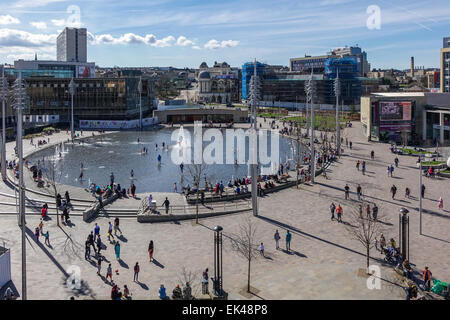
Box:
[186,163,208,224]
[228,215,260,293]
[41,157,63,226]
[345,203,388,273]
[177,266,200,299]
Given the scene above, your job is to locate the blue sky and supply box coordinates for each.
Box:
[0,0,449,69]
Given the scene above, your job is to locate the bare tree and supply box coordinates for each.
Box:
[177,266,200,299]
[345,203,388,273]
[41,157,63,226]
[186,163,208,224]
[227,215,261,293]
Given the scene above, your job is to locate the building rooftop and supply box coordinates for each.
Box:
[371,92,426,97]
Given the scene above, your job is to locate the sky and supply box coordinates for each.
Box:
[0,0,449,69]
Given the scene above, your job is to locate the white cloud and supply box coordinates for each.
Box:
[30,21,47,30]
[192,46,201,50]
[176,36,194,47]
[51,19,66,27]
[0,15,20,25]
[204,39,239,50]
[90,32,177,47]
[14,0,67,8]
[0,28,57,47]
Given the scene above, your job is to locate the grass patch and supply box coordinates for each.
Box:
[421,161,446,166]
[398,147,429,155]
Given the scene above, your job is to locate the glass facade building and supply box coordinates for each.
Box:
[241,61,265,100]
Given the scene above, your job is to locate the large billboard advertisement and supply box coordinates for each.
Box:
[379,101,412,121]
[77,65,95,78]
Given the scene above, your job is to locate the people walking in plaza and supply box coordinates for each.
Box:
[39,219,44,234]
[390,164,395,177]
[163,197,170,214]
[35,227,40,242]
[366,204,371,219]
[174,182,177,193]
[114,241,121,260]
[370,150,374,160]
[372,204,378,221]
[106,263,113,283]
[107,221,114,242]
[88,231,95,251]
[130,183,136,198]
[387,166,390,177]
[133,262,140,282]
[438,197,444,210]
[285,230,291,252]
[330,202,336,220]
[394,157,399,167]
[65,191,71,205]
[97,256,102,275]
[96,235,102,255]
[85,239,91,260]
[421,184,426,198]
[110,172,115,186]
[361,161,366,175]
[380,234,386,251]
[114,216,122,236]
[349,141,352,149]
[274,230,280,249]
[44,230,50,246]
[259,242,265,257]
[405,187,411,199]
[356,160,360,171]
[94,223,100,241]
[423,266,432,291]
[148,240,154,262]
[202,268,209,295]
[390,184,397,199]
[356,184,362,201]
[344,184,350,200]
[336,204,343,223]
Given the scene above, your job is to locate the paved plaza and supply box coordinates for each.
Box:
[0,121,449,300]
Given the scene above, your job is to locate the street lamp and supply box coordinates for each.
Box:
[11,71,27,300]
[305,71,317,183]
[138,76,142,130]
[334,68,341,155]
[68,78,75,142]
[213,225,223,297]
[399,208,409,261]
[248,59,260,216]
[0,70,7,181]
[418,156,423,235]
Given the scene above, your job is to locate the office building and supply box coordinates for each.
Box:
[290,46,370,77]
[361,92,450,145]
[440,37,450,93]
[57,27,87,63]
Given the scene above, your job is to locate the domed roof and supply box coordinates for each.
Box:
[199,62,208,69]
[198,71,211,80]
[178,71,187,76]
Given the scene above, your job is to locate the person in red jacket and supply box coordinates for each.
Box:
[423,266,432,291]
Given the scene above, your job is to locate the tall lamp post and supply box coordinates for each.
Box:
[12,71,27,300]
[419,156,423,235]
[138,76,142,130]
[249,59,260,216]
[305,71,316,183]
[334,68,341,155]
[213,225,223,297]
[69,78,75,142]
[0,69,7,181]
